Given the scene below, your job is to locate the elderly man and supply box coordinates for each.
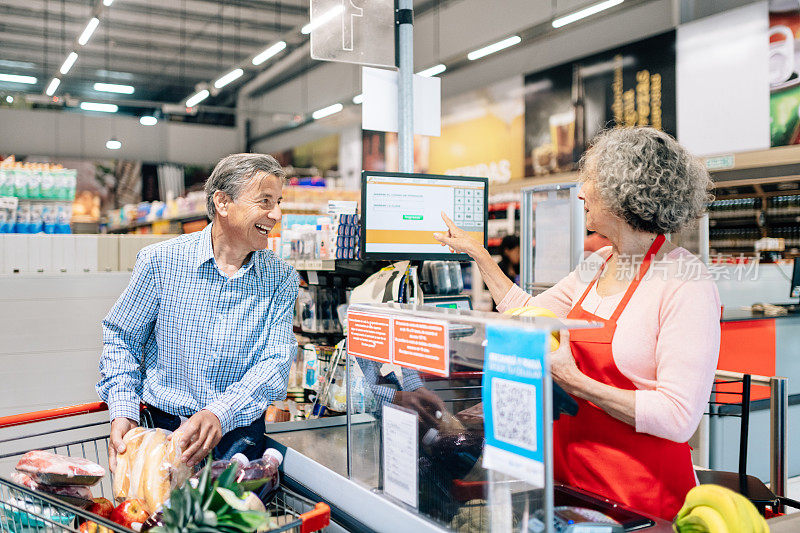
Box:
[97,153,298,469]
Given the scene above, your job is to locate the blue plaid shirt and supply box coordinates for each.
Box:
[357,358,425,407]
[97,224,299,434]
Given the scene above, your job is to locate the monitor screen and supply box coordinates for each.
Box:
[361,171,488,260]
[791,257,800,299]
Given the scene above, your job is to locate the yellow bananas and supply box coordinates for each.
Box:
[673,484,769,533]
[503,306,560,351]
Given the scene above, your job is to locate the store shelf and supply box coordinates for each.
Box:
[107,211,208,233]
[286,259,336,271]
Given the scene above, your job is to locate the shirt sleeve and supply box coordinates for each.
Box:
[204,268,300,434]
[96,249,160,423]
[634,279,721,442]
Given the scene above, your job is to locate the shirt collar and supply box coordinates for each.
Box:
[195,222,263,278]
[194,223,215,270]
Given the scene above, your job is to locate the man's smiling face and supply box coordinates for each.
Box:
[223,171,283,252]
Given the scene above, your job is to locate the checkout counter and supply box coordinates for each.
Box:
[266,303,682,532]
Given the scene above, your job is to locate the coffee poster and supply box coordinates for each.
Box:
[770,1,800,147]
[524,31,676,176]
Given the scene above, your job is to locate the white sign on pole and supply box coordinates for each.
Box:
[309,0,396,68]
[361,67,441,137]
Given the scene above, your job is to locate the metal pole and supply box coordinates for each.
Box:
[397,0,414,173]
[544,356,554,533]
[770,376,788,511]
[346,348,352,479]
[521,188,534,292]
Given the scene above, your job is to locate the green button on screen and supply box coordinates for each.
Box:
[403,215,423,220]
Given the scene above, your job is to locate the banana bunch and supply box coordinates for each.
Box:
[673,484,769,533]
[502,306,560,351]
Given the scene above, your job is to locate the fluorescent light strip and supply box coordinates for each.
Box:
[416,64,446,77]
[139,116,157,126]
[214,68,244,89]
[60,52,78,75]
[186,89,210,107]
[0,73,37,84]
[45,78,61,96]
[352,94,364,105]
[103,0,114,5]
[94,82,134,94]
[467,36,521,61]
[80,101,118,112]
[106,139,121,149]
[301,5,344,35]
[78,18,100,46]
[252,41,287,66]
[312,103,343,120]
[552,0,624,28]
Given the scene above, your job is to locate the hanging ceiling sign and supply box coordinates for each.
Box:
[309,0,396,68]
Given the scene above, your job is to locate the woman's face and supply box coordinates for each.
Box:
[577,165,609,233]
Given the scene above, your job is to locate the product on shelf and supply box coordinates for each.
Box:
[281,214,336,261]
[335,213,361,260]
[0,159,77,234]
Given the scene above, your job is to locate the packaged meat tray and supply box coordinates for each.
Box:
[8,471,93,508]
[15,450,105,487]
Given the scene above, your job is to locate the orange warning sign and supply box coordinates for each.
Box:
[392,318,450,377]
[347,312,392,363]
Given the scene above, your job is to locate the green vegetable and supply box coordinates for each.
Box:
[149,461,274,533]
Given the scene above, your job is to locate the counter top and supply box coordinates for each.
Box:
[721,308,800,322]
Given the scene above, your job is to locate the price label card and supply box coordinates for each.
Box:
[347,311,392,363]
[382,404,418,508]
[392,317,449,377]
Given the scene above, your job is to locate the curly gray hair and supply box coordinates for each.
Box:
[204,153,286,220]
[580,127,713,234]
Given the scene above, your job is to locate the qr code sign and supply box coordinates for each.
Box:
[491,377,537,451]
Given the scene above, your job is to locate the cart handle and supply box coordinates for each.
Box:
[0,402,109,429]
[299,502,330,533]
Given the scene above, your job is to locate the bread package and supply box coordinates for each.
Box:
[112,427,191,512]
[15,450,105,486]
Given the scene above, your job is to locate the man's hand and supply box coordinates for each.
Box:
[393,388,447,427]
[109,417,138,473]
[173,410,223,467]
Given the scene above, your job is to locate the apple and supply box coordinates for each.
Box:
[79,521,112,533]
[88,497,114,519]
[110,498,150,529]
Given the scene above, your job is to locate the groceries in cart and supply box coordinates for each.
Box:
[204,449,283,495]
[112,427,192,513]
[9,450,105,509]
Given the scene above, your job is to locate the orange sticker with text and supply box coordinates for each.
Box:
[347,312,393,363]
[392,318,450,377]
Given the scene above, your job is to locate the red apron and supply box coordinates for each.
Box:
[553,234,696,520]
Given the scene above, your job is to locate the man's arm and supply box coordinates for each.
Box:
[96,249,160,469]
[203,269,299,435]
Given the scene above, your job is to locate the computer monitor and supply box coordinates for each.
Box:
[361,171,488,261]
[791,257,800,300]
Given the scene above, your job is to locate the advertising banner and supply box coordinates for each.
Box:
[524,31,676,176]
[770,1,800,146]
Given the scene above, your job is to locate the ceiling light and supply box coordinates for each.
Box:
[252,41,287,66]
[552,0,624,28]
[186,89,210,107]
[352,94,364,105]
[103,0,114,5]
[312,102,343,120]
[78,18,100,46]
[6,96,13,103]
[95,69,134,80]
[106,138,121,150]
[301,5,344,35]
[139,115,157,126]
[59,52,78,75]
[0,73,37,84]
[416,64,446,77]
[214,68,244,89]
[80,101,118,112]
[94,82,134,94]
[467,36,522,61]
[0,60,36,70]
[45,78,61,96]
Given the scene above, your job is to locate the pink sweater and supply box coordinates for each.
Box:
[497,246,721,443]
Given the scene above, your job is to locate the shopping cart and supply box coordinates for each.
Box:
[0,402,330,533]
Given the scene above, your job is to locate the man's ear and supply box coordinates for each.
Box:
[213,191,231,217]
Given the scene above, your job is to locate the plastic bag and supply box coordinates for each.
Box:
[15,450,104,486]
[112,427,191,513]
[9,471,93,508]
[204,449,283,495]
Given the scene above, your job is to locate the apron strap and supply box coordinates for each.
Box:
[573,254,612,309]
[609,234,666,322]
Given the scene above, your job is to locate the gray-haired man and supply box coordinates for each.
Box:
[98,153,299,469]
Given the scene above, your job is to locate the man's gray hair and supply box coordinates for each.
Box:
[204,153,286,219]
[580,127,713,234]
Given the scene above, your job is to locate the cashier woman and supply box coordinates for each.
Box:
[434,126,721,520]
